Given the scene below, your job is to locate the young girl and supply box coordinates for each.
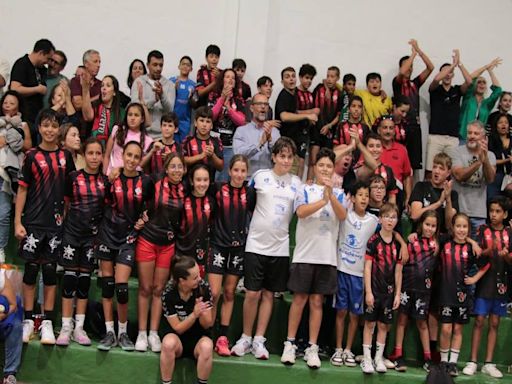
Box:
[49,80,79,126]
[1,90,31,151]
[96,141,153,352]
[56,138,107,346]
[160,256,214,384]
[391,210,440,372]
[438,213,489,377]
[135,153,186,353]
[104,102,153,176]
[60,123,85,170]
[208,155,255,356]
[176,164,215,278]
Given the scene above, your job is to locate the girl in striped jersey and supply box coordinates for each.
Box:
[208,155,256,356]
[135,153,186,352]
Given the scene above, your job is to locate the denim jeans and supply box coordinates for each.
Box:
[1,296,23,376]
[0,191,12,249]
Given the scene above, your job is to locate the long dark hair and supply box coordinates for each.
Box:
[96,75,122,127]
[214,68,241,99]
[127,59,147,89]
[171,255,197,287]
[116,102,147,151]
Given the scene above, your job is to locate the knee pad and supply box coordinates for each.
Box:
[41,262,57,286]
[115,283,129,304]
[22,262,39,285]
[76,272,91,300]
[61,270,78,298]
[101,276,115,299]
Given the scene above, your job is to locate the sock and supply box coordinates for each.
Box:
[440,348,449,362]
[75,314,85,329]
[149,330,159,338]
[25,310,34,321]
[241,333,252,342]
[253,335,264,343]
[286,337,296,344]
[484,361,492,365]
[61,317,72,328]
[343,348,352,354]
[424,351,432,361]
[449,349,460,364]
[105,321,115,335]
[363,344,372,360]
[393,346,403,358]
[429,340,438,352]
[197,379,207,384]
[375,342,385,360]
[44,310,55,323]
[118,321,127,336]
[219,325,229,337]
[138,330,147,338]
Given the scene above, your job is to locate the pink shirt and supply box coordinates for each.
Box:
[108,125,153,174]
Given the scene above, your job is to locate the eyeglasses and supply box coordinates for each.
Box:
[49,58,63,66]
[382,215,398,221]
[253,102,269,107]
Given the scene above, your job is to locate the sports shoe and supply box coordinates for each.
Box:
[236,278,246,293]
[39,320,56,345]
[355,354,364,363]
[3,374,16,384]
[72,327,92,346]
[252,337,269,360]
[22,319,34,343]
[374,358,387,373]
[394,357,407,372]
[343,349,357,367]
[482,363,503,378]
[447,362,459,377]
[148,333,161,353]
[423,360,433,372]
[383,358,396,369]
[118,332,135,351]
[231,336,252,357]
[0,248,5,264]
[97,331,117,351]
[304,344,321,369]
[280,341,297,365]
[56,324,73,346]
[462,361,477,376]
[330,348,344,366]
[135,332,148,352]
[361,357,375,374]
[215,336,231,357]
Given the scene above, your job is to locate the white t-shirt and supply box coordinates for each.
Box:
[245,169,302,257]
[0,270,5,291]
[337,209,379,276]
[292,184,347,266]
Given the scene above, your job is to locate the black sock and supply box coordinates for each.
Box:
[219,325,229,337]
[429,340,437,352]
[44,310,55,323]
[24,310,34,320]
[197,379,207,384]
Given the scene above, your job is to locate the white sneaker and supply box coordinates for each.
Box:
[343,349,357,367]
[462,361,478,376]
[56,324,73,346]
[148,332,161,353]
[280,341,297,365]
[361,357,375,374]
[135,332,148,352]
[304,344,321,369]
[383,358,396,369]
[330,348,344,366]
[231,336,252,357]
[482,363,503,378]
[252,337,269,360]
[0,248,5,263]
[374,358,387,373]
[72,327,92,346]
[22,319,34,343]
[39,320,56,345]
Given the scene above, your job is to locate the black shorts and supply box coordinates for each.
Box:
[59,234,96,271]
[405,124,422,170]
[207,245,244,276]
[364,294,394,324]
[95,242,136,267]
[175,330,211,359]
[244,252,289,292]
[309,126,333,149]
[399,290,431,320]
[287,263,337,295]
[439,305,470,324]
[19,228,62,263]
[289,123,310,159]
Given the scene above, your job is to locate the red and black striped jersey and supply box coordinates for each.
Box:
[394,121,407,144]
[365,232,402,296]
[147,140,182,176]
[141,177,185,246]
[476,225,511,299]
[237,81,252,102]
[64,170,108,238]
[18,147,75,230]
[97,171,153,247]
[332,121,370,146]
[313,84,342,126]
[403,236,438,292]
[296,89,314,111]
[211,182,256,248]
[177,194,215,266]
[439,240,489,306]
[196,65,220,106]
[182,135,224,181]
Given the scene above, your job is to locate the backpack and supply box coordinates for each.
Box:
[426,363,454,384]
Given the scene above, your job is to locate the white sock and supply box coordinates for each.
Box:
[149,330,159,337]
[75,314,85,329]
[118,321,127,336]
[138,330,147,338]
[105,321,115,334]
[241,333,252,342]
[375,342,385,360]
[363,344,372,360]
[253,335,265,343]
[440,348,449,362]
[62,317,72,328]
[449,349,460,363]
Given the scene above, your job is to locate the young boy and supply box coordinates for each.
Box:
[332,181,379,367]
[170,56,196,143]
[142,113,181,175]
[15,109,76,344]
[245,76,274,121]
[233,58,251,103]
[231,137,302,360]
[367,175,387,217]
[275,67,318,179]
[354,73,392,127]
[361,203,403,374]
[340,74,356,122]
[196,44,221,108]
[463,197,511,378]
[182,106,223,181]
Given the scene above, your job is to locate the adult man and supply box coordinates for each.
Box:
[0,58,9,98]
[233,93,281,176]
[131,50,175,139]
[70,49,101,111]
[9,39,55,128]
[43,50,68,108]
[426,49,472,178]
[245,76,274,122]
[451,120,496,238]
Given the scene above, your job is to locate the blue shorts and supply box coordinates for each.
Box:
[473,297,508,317]
[335,271,363,315]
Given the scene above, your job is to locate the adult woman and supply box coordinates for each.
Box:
[60,123,85,169]
[487,91,512,134]
[123,59,147,108]
[488,114,512,198]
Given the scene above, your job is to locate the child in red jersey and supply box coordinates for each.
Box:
[196,44,221,108]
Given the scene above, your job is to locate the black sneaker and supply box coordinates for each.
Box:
[97,331,117,351]
[394,357,407,372]
[423,360,433,372]
[118,332,135,351]
[447,362,459,377]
